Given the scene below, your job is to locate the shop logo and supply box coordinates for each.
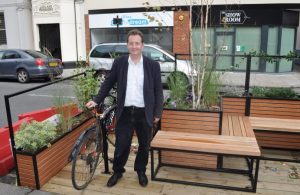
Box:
[220,10,249,24]
[128,19,148,25]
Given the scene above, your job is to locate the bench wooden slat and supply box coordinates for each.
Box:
[238,116,247,137]
[162,128,218,135]
[162,110,220,118]
[250,117,300,133]
[232,116,242,136]
[162,115,220,122]
[221,115,255,137]
[251,99,300,105]
[151,131,261,157]
[222,97,246,115]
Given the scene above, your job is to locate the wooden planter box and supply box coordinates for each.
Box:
[15,117,95,189]
[222,96,300,150]
[159,108,222,169]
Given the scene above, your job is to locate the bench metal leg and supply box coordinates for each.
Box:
[151,148,260,193]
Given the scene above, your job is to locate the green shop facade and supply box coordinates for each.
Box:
[192,4,300,72]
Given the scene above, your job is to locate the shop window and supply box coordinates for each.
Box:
[279,27,295,72]
[266,26,278,72]
[90,27,173,52]
[0,12,7,45]
[235,27,261,70]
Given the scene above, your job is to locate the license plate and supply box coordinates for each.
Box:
[49,62,58,67]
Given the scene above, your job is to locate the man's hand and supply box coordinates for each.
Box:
[86,100,97,109]
[153,117,160,123]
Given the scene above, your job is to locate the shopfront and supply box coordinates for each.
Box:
[89,11,174,51]
[192,5,300,72]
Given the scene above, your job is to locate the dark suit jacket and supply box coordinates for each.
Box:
[93,55,164,127]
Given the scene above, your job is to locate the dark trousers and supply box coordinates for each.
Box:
[112,106,151,174]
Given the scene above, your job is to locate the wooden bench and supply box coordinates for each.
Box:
[250,117,300,150]
[222,96,300,151]
[249,98,300,150]
[150,109,261,192]
[159,109,221,169]
[151,131,261,192]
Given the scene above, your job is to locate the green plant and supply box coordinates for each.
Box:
[15,121,58,153]
[251,86,267,97]
[166,71,190,109]
[201,71,221,108]
[52,90,74,133]
[73,62,99,111]
[251,86,298,99]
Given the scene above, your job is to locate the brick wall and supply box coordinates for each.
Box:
[173,11,190,58]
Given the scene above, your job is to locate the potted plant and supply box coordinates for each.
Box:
[13,105,95,189]
[13,64,100,189]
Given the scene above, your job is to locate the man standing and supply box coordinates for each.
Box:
[86,29,163,187]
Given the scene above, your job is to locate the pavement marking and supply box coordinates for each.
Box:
[28,94,76,99]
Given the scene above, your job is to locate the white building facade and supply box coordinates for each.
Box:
[0,0,86,63]
[0,0,34,50]
[31,0,86,62]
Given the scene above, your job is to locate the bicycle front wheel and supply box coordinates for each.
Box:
[71,128,102,190]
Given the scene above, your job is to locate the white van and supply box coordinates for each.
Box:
[88,43,194,85]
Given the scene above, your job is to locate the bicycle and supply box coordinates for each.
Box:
[69,102,117,190]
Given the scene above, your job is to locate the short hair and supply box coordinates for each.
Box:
[127,29,144,43]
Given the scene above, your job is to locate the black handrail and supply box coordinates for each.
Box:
[4,71,94,187]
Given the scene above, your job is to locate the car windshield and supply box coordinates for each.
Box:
[24,50,49,58]
[156,45,174,57]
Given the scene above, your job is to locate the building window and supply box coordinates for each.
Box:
[90,27,173,51]
[0,12,7,46]
[266,26,278,72]
[235,27,261,71]
[279,27,295,72]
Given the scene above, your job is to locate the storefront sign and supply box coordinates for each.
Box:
[220,10,249,24]
[32,0,60,16]
[89,11,173,28]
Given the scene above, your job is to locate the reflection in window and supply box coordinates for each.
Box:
[90,27,173,51]
[90,45,114,58]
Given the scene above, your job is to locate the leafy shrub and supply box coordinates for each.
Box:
[15,121,58,153]
[251,86,267,97]
[251,87,298,99]
[165,71,190,109]
[73,67,99,111]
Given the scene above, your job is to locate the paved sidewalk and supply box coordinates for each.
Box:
[0,183,58,195]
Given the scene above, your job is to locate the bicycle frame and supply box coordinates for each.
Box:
[69,105,117,174]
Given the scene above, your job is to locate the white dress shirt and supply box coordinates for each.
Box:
[124,55,145,107]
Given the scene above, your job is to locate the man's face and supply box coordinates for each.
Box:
[127,35,144,56]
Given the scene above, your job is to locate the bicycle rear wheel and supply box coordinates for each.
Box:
[105,107,116,147]
[71,128,102,190]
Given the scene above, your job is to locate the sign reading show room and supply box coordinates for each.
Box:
[220,10,249,24]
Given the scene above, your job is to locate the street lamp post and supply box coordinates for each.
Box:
[113,15,123,43]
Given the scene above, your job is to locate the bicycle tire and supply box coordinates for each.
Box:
[71,128,102,190]
[104,106,116,147]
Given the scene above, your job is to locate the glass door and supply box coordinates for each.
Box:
[215,33,234,70]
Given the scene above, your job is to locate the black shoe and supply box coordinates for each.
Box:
[137,172,148,187]
[107,173,122,187]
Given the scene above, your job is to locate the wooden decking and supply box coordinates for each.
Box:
[41,141,300,195]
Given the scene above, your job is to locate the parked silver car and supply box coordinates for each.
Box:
[0,49,63,83]
[88,43,194,85]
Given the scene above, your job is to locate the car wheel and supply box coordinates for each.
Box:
[17,69,30,83]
